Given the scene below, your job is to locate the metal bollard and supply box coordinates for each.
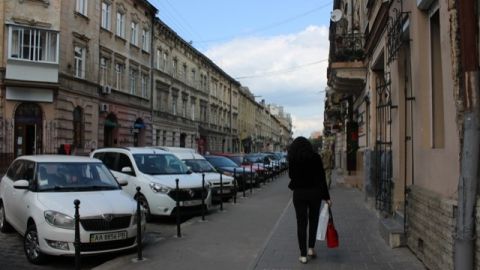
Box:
[242,167,246,197]
[250,164,253,195]
[135,187,143,261]
[175,179,181,238]
[74,199,81,270]
[220,172,224,211]
[201,173,206,221]
[233,168,237,204]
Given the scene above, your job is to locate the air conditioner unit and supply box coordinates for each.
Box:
[101,85,112,95]
[100,103,109,112]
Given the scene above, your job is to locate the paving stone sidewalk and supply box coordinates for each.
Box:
[251,187,426,270]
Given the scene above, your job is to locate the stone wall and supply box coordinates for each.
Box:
[407,186,456,270]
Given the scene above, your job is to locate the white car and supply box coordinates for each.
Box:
[91,147,212,220]
[159,147,236,202]
[0,155,145,264]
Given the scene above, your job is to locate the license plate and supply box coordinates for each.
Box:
[180,200,202,206]
[90,231,127,243]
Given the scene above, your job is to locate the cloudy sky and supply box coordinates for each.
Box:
[151,0,332,138]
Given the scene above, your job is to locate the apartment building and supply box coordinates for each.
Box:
[0,0,292,171]
[325,0,479,269]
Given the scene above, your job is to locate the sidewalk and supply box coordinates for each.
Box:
[252,187,425,270]
[96,174,425,270]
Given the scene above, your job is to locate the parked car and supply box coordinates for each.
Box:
[158,147,235,202]
[215,153,269,183]
[0,155,145,264]
[91,147,212,220]
[203,155,256,189]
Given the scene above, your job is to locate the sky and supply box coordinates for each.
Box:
[150,0,333,138]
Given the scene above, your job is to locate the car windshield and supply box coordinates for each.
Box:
[37,162,120,192]
[245,155,263,163]
[133,153,189,175]
[228,156,243,166]
[206,156,239,167]
[184,159,216,173]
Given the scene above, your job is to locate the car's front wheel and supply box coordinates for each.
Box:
[0,201,12,233]
[24,224,47,264]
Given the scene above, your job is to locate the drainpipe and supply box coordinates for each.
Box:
[454,1,479,269]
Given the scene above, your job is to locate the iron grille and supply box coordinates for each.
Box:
[375,72,395,215]
[80,215,132,231]
[387,1,409,63]
[168,187,206,201]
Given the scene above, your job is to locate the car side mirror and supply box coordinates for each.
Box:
[121,167,133,174]
[13,180,30,190]
[116,178,128,186]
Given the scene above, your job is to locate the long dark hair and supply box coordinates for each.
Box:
[287,136,315,164]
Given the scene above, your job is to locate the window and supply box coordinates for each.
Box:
[115,62,124,90]
[130,22,138,46]
[141,73,148,98]
[76,0,88,16]
[129,68,137,95]
[101,2,111,30]
[172,58,178,76]
[9,26,58,63]
[156,129,161,146]
[172,96,177,115]
[183,64,187,80]
[172,132,176,146]
[191,102,195,120]
[142,29,150,52]
[162,51,168,71]
[162,131,167,146]
[430,8,444,148]
[100,57,108,85]
[156,49,161,69]
[182,99,187,118]
[191,69,196,84]
[116,12,125,38]
[74,46,85,78]
[73,107,84,148]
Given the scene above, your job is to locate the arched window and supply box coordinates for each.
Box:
[73,106,84,148]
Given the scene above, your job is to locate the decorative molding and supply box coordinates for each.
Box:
[11,17,52,29]
[72,32,90,43]
[18,0,50,8]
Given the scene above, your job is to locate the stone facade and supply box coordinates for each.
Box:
[407,186,456,270]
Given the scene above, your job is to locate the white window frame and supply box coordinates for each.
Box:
[142,29,150,52]
[115,62,124,90]
[100,57,108,85]
[130,22,138,46]
[8,26,59,63]
[172,96,178,115]
[162,51,168,71]
[74,46,86,79]
[129,68,137,95]
[101,2,111,30]
[116,11,125,38]
[141,73,148,98]
[76,0,88,16]
[156,49,161,70]
[191,102,195,120]
[182,99,187,118]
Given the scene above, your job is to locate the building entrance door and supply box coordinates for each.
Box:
[14,103,43,157]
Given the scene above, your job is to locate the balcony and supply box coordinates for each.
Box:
[328,30,366,95]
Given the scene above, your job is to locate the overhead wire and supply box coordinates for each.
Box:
[234,59,328,80]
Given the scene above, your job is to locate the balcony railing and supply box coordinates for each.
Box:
[330,33,365,62]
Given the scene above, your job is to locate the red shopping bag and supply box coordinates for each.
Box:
[326,208,339,248]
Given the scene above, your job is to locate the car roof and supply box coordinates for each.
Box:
[16,155,102,163]
[93,147,169,154]
[156,146,196,153]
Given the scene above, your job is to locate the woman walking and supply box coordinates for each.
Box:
[288,136,331,264]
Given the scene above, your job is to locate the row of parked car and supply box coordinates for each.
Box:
[0,147,288,265]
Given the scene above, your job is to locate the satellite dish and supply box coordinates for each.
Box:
[330,9,343,22]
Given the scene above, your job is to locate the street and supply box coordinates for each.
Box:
[0,173,425,270]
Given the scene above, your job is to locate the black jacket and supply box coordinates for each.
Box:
[288,153,330,200]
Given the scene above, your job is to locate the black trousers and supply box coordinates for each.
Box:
[292,189,322,256]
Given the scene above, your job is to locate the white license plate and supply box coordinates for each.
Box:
[180,200,202,206]
[90,231,127,243]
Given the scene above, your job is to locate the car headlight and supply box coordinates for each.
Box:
[44,211,75,230]
[149,182,171,193]
[223,171,233,177]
